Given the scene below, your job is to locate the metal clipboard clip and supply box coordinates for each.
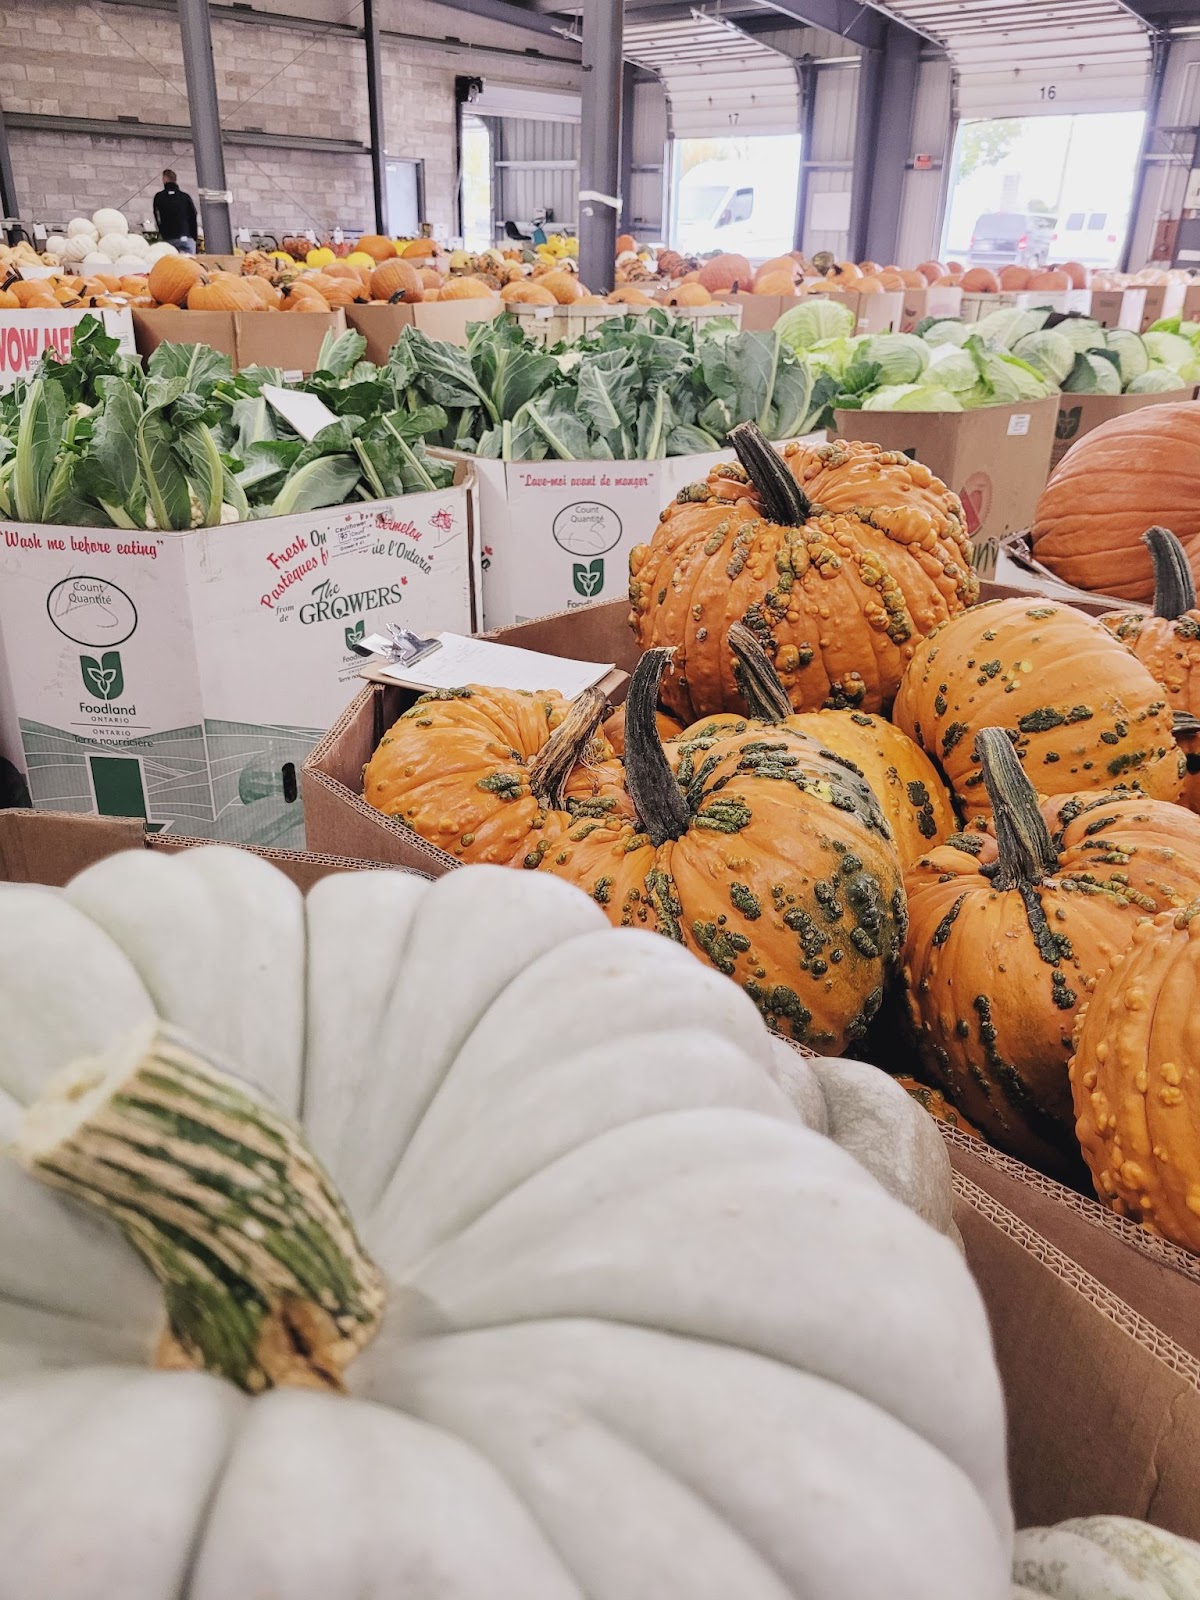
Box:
[350,624,443,666]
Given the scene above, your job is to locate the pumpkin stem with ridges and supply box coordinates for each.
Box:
[624,649,691,845]
[976,727,1059,890]
[729,421,812,527]
[729,622,792,721]
[16,1019,384,1396]
[527,686,607,809]
[1144,525,1196,619]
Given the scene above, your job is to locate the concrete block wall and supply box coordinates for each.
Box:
[0,0,580,237]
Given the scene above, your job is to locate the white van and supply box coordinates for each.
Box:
[672,158,797,261]
[1049,209,1122,268]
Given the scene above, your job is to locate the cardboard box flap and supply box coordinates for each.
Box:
[998,531,1147,614]
[955,1169,1200,1539]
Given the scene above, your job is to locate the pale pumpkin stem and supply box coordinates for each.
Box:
[729,623,792,721]
[527,686,608,808]
[729,421,812,527]
[976,727,1059,889]
[624,648,691,845]
[16,1020,384,1396]
[1144,525,1196,620]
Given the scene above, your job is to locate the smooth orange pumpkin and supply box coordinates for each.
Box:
[616,233,636,254]
[1060,260,1089,289]
[187,275,259,311]
[898,269,928,290]
[754,256,798,286]
[0,288,17,310]
[1071,905,1200,1251]
[501,281,556,305]
[855,275,885,294]
[149,254,206,306]
[916,260,945,283]
[662,281,712,307]
[400,239,439,261]
[696,253,753,293]
[606,286,655,306]
[369,259,423,302]
[439,275,497,301]
[998,265,1032,291]
[1027,268,1071,290]
[1031,403,1200,602]
[239,274,282,309]
[355,234,397,262]
[753,270,799,296]
[960,267,1000,293]
[540,269,583,305]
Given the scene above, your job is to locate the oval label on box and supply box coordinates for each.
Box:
[46,576,138,647]
[553,501,622,557]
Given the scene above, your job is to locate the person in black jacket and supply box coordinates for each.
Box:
[153,170,199,253]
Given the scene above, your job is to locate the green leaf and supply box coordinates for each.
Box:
[315,328,368,377]
[269,455,363,517]
[138,408,192,531]
[14,378,66,522]
[147,340,233,393]
[176,422,225,528]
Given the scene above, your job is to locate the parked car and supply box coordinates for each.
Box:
[672,158,798,260]
[967,211,1056,267]
[1048,209,1123,268]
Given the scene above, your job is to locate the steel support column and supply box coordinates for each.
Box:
[847,43,881,263]
[0,96,18,222]
[363,0,388,235]
[579,0,623,295]
[1122,33,1168,272]
[177,0,233,252]
[620,62,636,244]
[860,24,921,266]
[794,57,817,253]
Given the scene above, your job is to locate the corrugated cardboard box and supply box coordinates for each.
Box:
[831,396,1059,579]
[996,531,1149,612]
[0,468,476,847]
[132,308,347,374]
[714,289,903,334]
[1090,288,1149,331]
[960,289,1092,323]
[899,285,962,332]
[0,308,135,389]
[1051,389,1191,469]
[345,298,504,360]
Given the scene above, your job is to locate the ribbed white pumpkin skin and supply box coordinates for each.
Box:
[1013,1517,1200,1599]
[0,850,1013,1599]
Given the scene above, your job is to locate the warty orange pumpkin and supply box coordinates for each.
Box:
[902,729,1200,1178]
[1102,525,1200,810]
[893,597,1183,824]
[628,422,977,723]
[718,623,956,867]
[362,685,629,865]
[537,648,907,1052]
[1031,402,1200,602]
[1070,903,1200,1252]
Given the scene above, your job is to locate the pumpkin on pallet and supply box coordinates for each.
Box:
[1102,525,1200,810]
[903,729,1200,1179]
[1030,401,1200,602]
[362,685,629,865]
[628,423,977,725]
[721,623,956,868]
[538,648,907,1053]
[1071,901,1200,1253]
[893,597,1183,825]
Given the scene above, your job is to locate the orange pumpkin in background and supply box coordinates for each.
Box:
[501,280,557,305]
[753,270,799,296]
[439,275,498,300]
[998,265,1032,291]
[369,259,423,302]
[1028,268,1071,290]
[355,234,397,261]
[607,286,656,306]
[187,274,259,311]
[663,281,712,307]
[540,270,584,305]
[149,254,206,305]
[615,232,637,254]
[916,260,945,283]
[696,253,753,293]
[1061,260,1090,289]
[401,239,439,261]
[960,267,1000,293]
[754,255,798,285]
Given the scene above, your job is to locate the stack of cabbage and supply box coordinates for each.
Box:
[775,298,1195,414]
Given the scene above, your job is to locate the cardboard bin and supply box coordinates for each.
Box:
[1090,288,1149,332]
[996,531,1149,612]
[345,298,503,361]
[0,466,476,848]
[0,308,135,390]
[899,285,962,333]
[1051,389,1192,470]
[831,395,1059,579]
[132,308,347,374]
[714,289,902,335]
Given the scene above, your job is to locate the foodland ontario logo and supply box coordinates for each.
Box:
[573,558,605,598]
[344,619,366,651]
[80,650,125,702]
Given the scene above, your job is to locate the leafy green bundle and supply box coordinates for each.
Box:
[0,318,453,529]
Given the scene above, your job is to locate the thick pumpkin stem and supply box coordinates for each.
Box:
[624,648,691,846]
[1145,525,1197,620]
[17,1020,384,1396]
[527,686,607,809]
[729,421,812,527]
[976,727,1059,890]
[729,622,792,722]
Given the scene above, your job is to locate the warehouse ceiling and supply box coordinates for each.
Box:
[623,13,803,134]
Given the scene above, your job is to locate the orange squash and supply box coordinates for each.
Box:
[916,260,945,283]
[355,234,397,262]
[0,288,17,310]
[149,254,206,307]
[400,239,439,261]
[998,265,1031,291]
[615,233,636,254]
[606,286,655,306]
[187,274,258,312]
[960,267,1000,293]
[369,259,423,302]
[1027,268,1071,290]
[1061,260,1090,290]
[696,253,753,293]
[898,269,927,290]
[754,256,798,286]
[753,270,799,297]
[854,275,885,295]
[1032,403,1200,602]
[662,281,712,307]
[11,280,57,306]
[540,269,584,305]
[501,281,556,306]
[286,290,332,312]
[438,275,497,300]
[239,274,283,309]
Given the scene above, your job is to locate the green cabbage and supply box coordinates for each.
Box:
[971,309,1027,349]
[1011,330,1076,385]
[924,346,978,393]
[1126,369,1190,394]
[1144,330,1195,374]
[775,297,856,354]
[1047,316,1106,355]
[859,332,929,385]
[1104,328,1149,385]
[920,318,970,348]
[804,335,864,378]
[1062,351,1122,395]
[861,384,963,412]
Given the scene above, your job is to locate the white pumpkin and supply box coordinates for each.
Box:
[146,240,179,263]
[0,850,1013,1598]
[78,252,112,277]
[59,235,93,264]
[91,206,127,235]
[1013,1517,1200,1598]
[43,234,70,259]
[111,256,147,276]
[67,216,98,239]
[97,231,131,262]
[121,232,151,258]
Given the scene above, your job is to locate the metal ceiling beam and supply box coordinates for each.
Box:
[3,111,366,155]
[746,0,890,45]
[426,0,580,40]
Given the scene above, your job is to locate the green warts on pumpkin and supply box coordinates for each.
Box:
[17,1020,384,1396]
